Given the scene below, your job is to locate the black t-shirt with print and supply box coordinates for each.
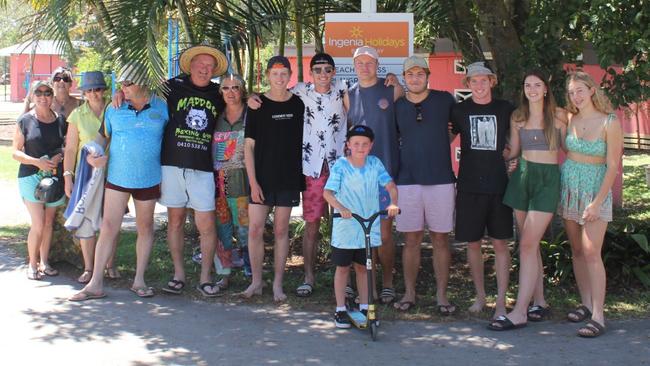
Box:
[161,75,225,172]
[244,94,305,192]
[17,112,67,178]
[451,98,514,194]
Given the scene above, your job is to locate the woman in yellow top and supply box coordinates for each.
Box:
[63,71,120,283]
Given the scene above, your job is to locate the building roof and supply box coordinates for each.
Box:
[0,40,66,56]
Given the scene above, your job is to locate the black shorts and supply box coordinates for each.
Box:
[250,190,301,207]
[455,191,513,242]
[105,182,161,201]
[331,247,366,267]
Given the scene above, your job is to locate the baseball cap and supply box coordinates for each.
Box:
[310,53,335,68]
[353,46,379,60]
[266,55,291,71]
[346,125,375,141]
[403,56,429,73]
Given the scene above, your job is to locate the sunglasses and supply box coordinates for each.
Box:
[415,103,423,123]
[120,81,134,88]
[53,76,72,83]
[86,87,105,93]
[312,66,334,75]
[221,85,241,92]
[33,89,53,97]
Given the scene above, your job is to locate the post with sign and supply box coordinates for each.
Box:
[323,13,414,84]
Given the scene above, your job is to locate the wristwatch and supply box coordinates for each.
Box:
[63,170,73,177]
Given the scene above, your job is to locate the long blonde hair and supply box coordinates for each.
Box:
[565,71,614,115]
[512,70,559,150]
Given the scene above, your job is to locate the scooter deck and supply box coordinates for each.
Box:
[348,309,368,329]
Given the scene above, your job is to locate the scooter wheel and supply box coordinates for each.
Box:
[370,321,378,341]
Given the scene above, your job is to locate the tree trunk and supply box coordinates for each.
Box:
[445,0,484,62]
[49,210,83,268]
[294,0,303,82]
[278,18,286,56]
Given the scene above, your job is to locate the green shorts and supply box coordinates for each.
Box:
[18,172,66,207]
[503,159,560,213]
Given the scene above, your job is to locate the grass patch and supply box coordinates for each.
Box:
[0,145,18,181]
[620,150,650,221]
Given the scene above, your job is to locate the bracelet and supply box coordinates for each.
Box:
[63,170,73,177]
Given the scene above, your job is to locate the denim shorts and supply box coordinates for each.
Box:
[160,165,216,211]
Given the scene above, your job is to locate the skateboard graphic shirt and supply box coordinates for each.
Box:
[469,115,497,151]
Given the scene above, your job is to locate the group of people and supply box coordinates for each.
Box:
[12,43,622,339]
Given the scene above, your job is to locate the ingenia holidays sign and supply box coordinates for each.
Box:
[324,13,414,82]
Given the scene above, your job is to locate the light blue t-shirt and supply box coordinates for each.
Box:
[324,155,392,249]
[104,95,168,188]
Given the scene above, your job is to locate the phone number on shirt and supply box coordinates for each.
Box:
[176,141,208,151]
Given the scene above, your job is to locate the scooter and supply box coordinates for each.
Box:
[333,209,390,341]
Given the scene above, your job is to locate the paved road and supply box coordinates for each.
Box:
[1,245,649,365]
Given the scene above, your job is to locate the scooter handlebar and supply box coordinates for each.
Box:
[332,209,400,221]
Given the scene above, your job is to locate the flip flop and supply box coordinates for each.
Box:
[77,270,93,284]
[130,286,154,298]
[577,319,606,338]
[527,305,551,322]
[104,267,121,279]
[487,315,527,331]
[393,300,416,312]
[567,305,592,323]
[68,290,106,302]
[295,283,314,297]
[380,288,396,304]
[197,282,222,298]
[437,304,457,315]
[162,279,185,294]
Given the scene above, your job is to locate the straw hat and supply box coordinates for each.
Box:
[179,45,228,77]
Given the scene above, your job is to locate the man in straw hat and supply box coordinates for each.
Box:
[449,61,514,319]
[159,44,229,297]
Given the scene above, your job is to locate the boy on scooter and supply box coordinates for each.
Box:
[323,125,399,329]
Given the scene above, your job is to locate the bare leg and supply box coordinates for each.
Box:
[272,206,292,302]
[302,220,320,286]
[582,220,608,326]
[354,262,368,305]
[242,203,270,297]
[506,210,553,324]
[131,198,156,289]
[195,210,217,285]
[38,206,57,269]
[378,218,395,290]
[334,265,351,308]
[80,189,129,294]
[492,238,511,318]
[80,237,96,272]
[396,231,423,307]
[24,201,46,271]
[105,235,120,277]
[565,219,591,309]
[431,232,452,307]
[467,240,486,313]
[166,207,187,283]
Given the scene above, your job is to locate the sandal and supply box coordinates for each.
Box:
[216,278,229,291]
[68,290,106,302]
[162,279,186,294]
[104,267,121,279]
[393,300,416,312]
[527,305,551,322]
[380,288,396,304]
[487,315,527,331]
[345,285,355,301]
[130,286,154,298]
[197,282,222,298]
[437,304,457,315]
[40,265,59,277]
[578,319,606,338]
[295,283,314,297]
[27,267,43,281]
[77,270,93,284]
[567,305,592,323]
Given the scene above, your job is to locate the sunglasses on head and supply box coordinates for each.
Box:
[415,103,423,123]
[120,81,134,88]
[53,75,72,83]
[312,66,334,75]
[221,85,241,92]
[34,89,53,97]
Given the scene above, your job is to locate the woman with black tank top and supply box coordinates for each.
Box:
[489,70,567,330]
[12,80,67,280]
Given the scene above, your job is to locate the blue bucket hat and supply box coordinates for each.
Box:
[80,71,107,91]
